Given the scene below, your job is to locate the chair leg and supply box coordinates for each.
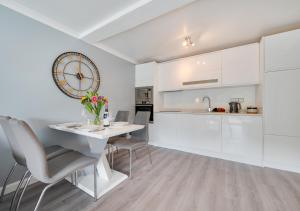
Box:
[15,174,32,211]
[10,170,29,211]
[111,148,114,170]
[75,170,78,187]
[33,180,61,211]
[129,149,132,178]
[134,150,137,159]
[107,144,111,164]
[147,146,152,164]
[71,173,74,185]
[93,164,98,201]
[0,162,17,201]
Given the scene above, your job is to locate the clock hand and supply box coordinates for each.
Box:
[83,76,93,80]
[64,73,77,76]
[63,72,93,80]
[78,55,81,74]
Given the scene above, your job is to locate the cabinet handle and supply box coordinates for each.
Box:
[182,79,218,85]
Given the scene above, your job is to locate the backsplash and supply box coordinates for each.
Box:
[162,86,258,111]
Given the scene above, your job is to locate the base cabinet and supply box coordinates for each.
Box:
[179,114,222,153]
[151,113,263,166]
[222,116,263,165]
[152,113,179,147]
[264,135,300,173]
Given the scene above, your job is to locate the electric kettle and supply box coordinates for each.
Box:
[229,102,241,113]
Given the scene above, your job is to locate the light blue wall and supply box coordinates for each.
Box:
[0,5,135,184]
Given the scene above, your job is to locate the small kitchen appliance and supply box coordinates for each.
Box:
[229,101,242,113]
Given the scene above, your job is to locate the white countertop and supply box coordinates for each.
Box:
[156,109,262,117]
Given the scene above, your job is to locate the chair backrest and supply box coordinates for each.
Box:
[9,119,50,182]
[0,116,26,165]
[131,111,150,142]
[115,111,129,122]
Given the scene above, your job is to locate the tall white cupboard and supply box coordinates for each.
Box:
[263,29,300,173]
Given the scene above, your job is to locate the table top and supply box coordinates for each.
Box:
[49,122,145,139]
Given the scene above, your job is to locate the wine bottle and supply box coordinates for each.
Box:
[103,102,110,127]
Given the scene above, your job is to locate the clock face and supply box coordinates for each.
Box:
[52,52,100,99]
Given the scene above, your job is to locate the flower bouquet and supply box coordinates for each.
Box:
[81,91,108,125]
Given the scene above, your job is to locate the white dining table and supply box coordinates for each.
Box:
[49,122,144,199]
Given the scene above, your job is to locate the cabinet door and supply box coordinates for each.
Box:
[264,135,300,172]
[179,114,222,152]
[152,113,179,146]
[181,52,221,89]
[135,62,156,87]
[264,69,300,136]
[158,62,182,91]
[158,52,221,91]
[222,116,263,161]
[222,43,259,86]
[264,29,300,72]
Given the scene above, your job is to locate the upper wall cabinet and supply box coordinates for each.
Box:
[158,60,182,91]
[264,29,300,72]
[158,52,221,91]
[157,43,260,92]
[135,62,157,87]
[221,43,260,86]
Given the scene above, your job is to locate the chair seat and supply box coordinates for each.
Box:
[112,137,146,150]
[44,151,97,184]
[107,134,127,145]
[45,145,71,160]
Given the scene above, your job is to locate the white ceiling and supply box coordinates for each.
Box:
[1,0,300,64]
[13,0,141,33]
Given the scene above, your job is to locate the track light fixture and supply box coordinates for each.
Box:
[182,36,195,47]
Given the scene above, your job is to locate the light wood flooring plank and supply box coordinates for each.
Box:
[1,147,300,211]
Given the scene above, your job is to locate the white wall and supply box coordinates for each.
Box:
[162,86,257,111]
[0,6,135,183]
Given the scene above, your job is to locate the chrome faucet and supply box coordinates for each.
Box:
[202,96,212,112]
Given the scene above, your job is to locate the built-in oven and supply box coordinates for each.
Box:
[135,104,153,122]
[135,86,153,122]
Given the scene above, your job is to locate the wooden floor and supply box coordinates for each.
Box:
[1,146,300,211]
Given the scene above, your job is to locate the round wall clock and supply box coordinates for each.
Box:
[52,52,100,99]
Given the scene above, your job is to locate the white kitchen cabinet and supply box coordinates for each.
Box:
[179,114,222,153]
[180,52,221,89]
[264,29,300,72]
[135,62,157,87]
[264,69,300,137]
[152,113,222,153]
[222,116,263,164]
[157,61,182,91]
[263,29,300,173]
[152,113,179,147]
[158,52,221,91]
[222,43,260,86]
[151,112,263,166]
[264,135,300,173]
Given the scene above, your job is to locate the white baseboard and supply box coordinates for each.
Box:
[150,142,263,168]
[150,142,300,173]
[263,161,300,174]
[0,177,38,196]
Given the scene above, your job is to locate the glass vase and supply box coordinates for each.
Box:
[94,115,101,125]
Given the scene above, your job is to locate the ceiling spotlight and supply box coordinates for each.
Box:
[182,36,195,47]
